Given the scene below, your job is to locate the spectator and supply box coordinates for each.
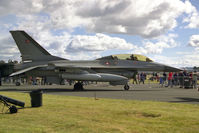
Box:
[183,70,188,77]
[173,72,178,86]
[139,72,145,84]
[163,72,167,86]
[167,72,173,87]
[132,72,138,84]
[178,71,184,88]
[192,71,198,89]
[0,71,1,86]
[189,72,193,87]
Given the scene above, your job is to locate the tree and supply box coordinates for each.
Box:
[0,60,5,63]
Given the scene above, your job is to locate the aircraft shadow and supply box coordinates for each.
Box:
[0,88,166,93]
[42,89,133,92]
[170,97,199,103]
[132,89,165,92]
[0,89,32,92]
[0,88,134,92]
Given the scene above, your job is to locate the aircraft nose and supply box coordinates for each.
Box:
[164,65,182,72]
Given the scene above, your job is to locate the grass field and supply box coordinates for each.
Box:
[0,92,199,133]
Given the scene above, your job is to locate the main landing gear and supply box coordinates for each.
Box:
[16,82,21,86]
[73,82,84,91]
[73,82,130,91]
[124,84,130,90]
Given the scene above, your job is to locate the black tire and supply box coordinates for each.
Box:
[9,106,18,114]
[74,82,84,91]
[74,83,78,91]
[16,82,20,86]
[124,84,130,90]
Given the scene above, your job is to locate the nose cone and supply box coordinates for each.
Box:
[164,65,182,72]
[151,62,182,72]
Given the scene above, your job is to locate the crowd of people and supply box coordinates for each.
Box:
[132,71,198,89]
[132,72,147,84]
[160,71,198,89]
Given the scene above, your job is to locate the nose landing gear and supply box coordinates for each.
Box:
[124,84,130,90]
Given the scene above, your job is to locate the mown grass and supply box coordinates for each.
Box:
[0,91,199,133]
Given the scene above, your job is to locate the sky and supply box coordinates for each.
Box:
[0,0,199,67]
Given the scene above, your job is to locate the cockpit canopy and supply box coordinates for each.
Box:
[97,54,153,62]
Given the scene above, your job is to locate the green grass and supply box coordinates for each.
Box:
[1,92,199,133]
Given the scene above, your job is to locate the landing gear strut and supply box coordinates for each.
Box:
[73,82,84,91]
[124,84,130,90]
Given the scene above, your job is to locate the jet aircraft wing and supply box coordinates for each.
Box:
[10,64,95,76]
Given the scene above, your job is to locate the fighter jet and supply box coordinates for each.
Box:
[9,30,181,90]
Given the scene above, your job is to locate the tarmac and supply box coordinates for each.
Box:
[0,82,199,104]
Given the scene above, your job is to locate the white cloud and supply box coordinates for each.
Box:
[151,53,199,68]
[4,17,135,61]
[0,0,43,16]
[36,31,71,58]
[63,52,102,60]
[75,0,187,38]
[67,33,135,52]
[0,0,197,37]
[0,34,20,61]
[1,14,178,61]
[29,31,135,60]
[133,34,179,54]
[183,0,199,28]
[1,0,199,67]
[151,55,180,67]
[188,35,199,47]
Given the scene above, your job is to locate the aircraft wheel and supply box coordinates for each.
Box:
[124,84,130,90]
[73,82,84,91]
[9,106,18,114]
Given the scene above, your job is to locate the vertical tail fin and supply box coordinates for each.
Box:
[10,30,64,62]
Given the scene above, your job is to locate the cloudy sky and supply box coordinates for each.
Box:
[0,0,199,67]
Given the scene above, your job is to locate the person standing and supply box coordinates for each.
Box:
[0,70,2,86]
[192,71,198,89]
[132,72,138,84]
[168,72,173,87]
[163,72,167,86]
[173,72,178,86]
[139,72,145,84]
[178,71,184,88]
[183,70,188,77]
